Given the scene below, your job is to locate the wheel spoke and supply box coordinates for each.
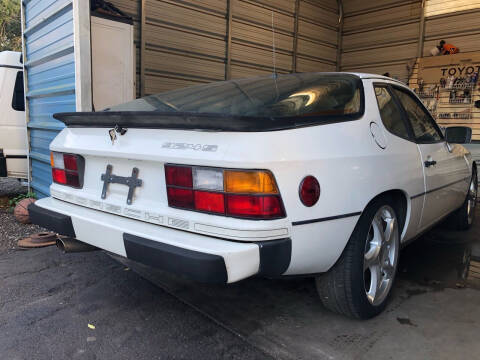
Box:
[364,247,379,270]
[373,216,385,244]
[383,216,395,244]
[367,265,382,303]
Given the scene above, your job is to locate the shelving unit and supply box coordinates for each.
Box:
[409,53,480,140]
[416,81,478,135]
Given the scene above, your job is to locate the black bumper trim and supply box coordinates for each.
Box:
[28,203,76,237]
[257,238,291,277]
[124,233,228,283]
[124,233,292,283]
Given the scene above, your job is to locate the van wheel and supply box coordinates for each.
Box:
[446,169,477,231]
[315,196,400,319]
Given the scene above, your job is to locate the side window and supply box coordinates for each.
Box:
[374,86,409,139]
[12,71,25,112]
[392,88,442,143]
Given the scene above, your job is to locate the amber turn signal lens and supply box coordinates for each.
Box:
[224,170,278,194]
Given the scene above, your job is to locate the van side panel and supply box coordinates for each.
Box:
[0,65,28,179]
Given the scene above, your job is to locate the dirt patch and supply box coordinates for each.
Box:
[0,208,46,253]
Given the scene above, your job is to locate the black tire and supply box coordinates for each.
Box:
[315,195,400,319]
[445,168,477,231]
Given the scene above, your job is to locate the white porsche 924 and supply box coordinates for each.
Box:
[29,73,477,319]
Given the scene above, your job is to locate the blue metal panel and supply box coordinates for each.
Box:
[23,0,76,198]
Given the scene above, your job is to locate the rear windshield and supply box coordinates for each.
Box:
[56,73,364,131]
[107,73,363,121]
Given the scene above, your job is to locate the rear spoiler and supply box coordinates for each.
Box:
[53,111,361,132]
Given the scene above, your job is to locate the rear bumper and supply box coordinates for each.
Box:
[29,203,76,237]
[29,198,291,283]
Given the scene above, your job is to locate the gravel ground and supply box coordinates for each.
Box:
[0,177,45,253]
[0,207,46,253]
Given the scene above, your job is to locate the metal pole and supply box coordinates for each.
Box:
[20,0,31,191]
[417,0,426,58]
[140,0,146,96]
[336,0,344,72]
[292,0,300,73]
[225,0,233,80]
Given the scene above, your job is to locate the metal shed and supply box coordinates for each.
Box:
[20,0,480,197]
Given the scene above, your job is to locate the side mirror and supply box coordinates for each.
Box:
[445,126,472,144]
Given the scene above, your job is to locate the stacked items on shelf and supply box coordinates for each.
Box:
[414,79,440,117]
[414,71,479,123]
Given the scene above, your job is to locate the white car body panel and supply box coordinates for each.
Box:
[417,142,470,230]
[33,73,473,281]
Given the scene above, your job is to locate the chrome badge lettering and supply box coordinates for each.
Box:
[162,142,218,152]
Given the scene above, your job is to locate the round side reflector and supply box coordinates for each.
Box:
[299,176,320,207]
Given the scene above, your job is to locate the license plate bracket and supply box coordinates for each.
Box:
[101,165,142,205]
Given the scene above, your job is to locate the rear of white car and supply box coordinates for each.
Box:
[29,72,474,319]
[30,73,368,284]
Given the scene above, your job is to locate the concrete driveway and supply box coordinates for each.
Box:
[119,225,480,360]
[0,247,269,360]
[1,214,479,359]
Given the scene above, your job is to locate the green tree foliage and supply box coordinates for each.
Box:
[0,0,22,52]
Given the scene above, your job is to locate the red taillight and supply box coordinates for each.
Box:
[195,191,225,214]
[167,187,194,208]
[226,194,284,219]
[299,175,320,207]
[66,172,80,188]
[165,164,285,219]
[52,168,67,184]
[51,152,83,188]
[165,165,193,188]
[63,154,78,171]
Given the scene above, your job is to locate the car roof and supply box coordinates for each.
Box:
[346,72,406,86]
[0,51,22,67]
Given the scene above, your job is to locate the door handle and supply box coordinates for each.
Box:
[424,160,437,167]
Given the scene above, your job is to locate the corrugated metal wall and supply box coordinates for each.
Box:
[109,0,340,96]
[143,0,227,94]
[296,0,339,73]
[425,0,480,17]
[423,1,480,56]
[22,0,76,197]
[108,0,480,94]
[340,0,422,83]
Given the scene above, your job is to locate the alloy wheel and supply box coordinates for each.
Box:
[467,174,477,225]
[363,205,399,306]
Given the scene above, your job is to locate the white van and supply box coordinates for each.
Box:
[0,51,27,179]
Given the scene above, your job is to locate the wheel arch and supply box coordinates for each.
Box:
[361,189,409,238]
